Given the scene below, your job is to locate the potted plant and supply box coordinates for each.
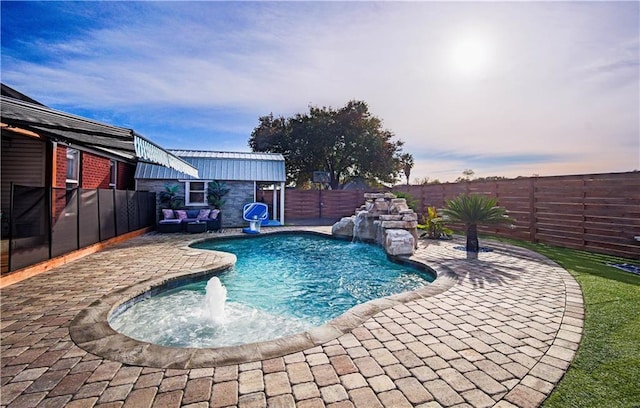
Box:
[158,184,184,209]
[207,181,230,209]
[441,194,514,252]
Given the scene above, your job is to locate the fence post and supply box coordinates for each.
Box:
[529,177,537,243]
[581,176,587,250]
[48,186,53,259]
[127,190,133,232]
[135,191,140,229]
[8,183,14,272]
[113,189,118,236]
[76,188,81,250]
[96,188,102,242]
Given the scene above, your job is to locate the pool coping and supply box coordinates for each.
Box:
[68,231,459,369]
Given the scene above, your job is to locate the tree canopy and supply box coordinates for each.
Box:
[249,100,408,189]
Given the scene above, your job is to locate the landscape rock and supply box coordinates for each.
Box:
[331,217,355,238]
[383,229,415,256]
[332,192,419,255]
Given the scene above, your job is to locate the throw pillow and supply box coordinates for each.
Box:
[197,209,211,220]
[175,210,188,220]
[210,209,220,219]
[162,209,175,220]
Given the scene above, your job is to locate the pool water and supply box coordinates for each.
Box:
[110,234,434,348]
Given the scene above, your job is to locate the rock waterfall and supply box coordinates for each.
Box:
[332,193,418,256]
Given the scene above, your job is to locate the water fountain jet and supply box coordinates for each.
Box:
[203,277,227,324]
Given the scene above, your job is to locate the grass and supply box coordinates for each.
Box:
[493,238,640,408]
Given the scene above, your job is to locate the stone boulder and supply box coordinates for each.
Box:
[331,217,355,238]
[354,211,378,241]
[383,229,415,256]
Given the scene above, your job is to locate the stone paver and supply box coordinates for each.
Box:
[0,227,584,407]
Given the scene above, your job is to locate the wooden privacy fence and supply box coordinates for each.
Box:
[264,172,640,259]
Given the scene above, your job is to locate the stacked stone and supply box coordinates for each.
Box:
[332,193,419,256]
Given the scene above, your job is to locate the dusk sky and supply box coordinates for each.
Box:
[2,1,638,183]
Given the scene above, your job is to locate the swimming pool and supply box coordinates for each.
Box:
[109,233,434,348]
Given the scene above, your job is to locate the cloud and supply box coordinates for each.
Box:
[1,1,638,182]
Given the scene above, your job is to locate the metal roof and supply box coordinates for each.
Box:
[169,150,285,161]
[135,150,286,182]
[1,94,198,177]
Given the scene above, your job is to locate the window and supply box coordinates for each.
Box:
[66,148,79,189]
[109,160,117,189]
[185,181,208,206]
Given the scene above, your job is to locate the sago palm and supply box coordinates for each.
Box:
[442,194,514,252]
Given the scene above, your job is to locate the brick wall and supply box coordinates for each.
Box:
[53,147,135,190]
[81,152,110,189]
[54,145,67,188]
[222,181,255,227]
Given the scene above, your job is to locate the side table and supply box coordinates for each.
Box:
[186,221,207,233]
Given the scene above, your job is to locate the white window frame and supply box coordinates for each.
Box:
[66,148,80,189]
[184,180,210,206]
[109,159,117,189]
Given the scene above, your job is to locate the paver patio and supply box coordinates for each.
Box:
[1,227,583,408]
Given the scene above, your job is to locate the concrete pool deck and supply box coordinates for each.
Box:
[1,227,583,408]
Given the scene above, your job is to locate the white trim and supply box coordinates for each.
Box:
[185,180,210,206]
[272,185,277,220]
[109,159,117,189]
[280,182,285,224]
[66,148,80,187]
[253,181,257,203]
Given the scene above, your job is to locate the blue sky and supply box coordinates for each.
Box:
[2,1,638,183]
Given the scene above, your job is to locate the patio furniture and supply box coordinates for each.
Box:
[186,221,207,234]
[158,208,222,232]
[157,219,182,233]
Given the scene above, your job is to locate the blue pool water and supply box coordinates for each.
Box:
[110,234,433,348]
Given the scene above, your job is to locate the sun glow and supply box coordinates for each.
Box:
[448,34,493,79]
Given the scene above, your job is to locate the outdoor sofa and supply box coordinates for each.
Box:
[157,208,222,233]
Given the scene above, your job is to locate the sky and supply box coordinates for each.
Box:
[2,1,639,183]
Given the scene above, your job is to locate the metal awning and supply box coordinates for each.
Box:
[1,95,198,177]
[133,135,199,178]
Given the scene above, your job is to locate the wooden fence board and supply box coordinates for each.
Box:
[280,172,640,258]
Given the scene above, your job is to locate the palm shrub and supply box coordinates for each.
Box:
[442,194,514,252]
[207,181,230,209]
[158,184,184,209]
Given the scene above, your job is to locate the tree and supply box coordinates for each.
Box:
[398,153,414,185]
[249,100,405,190]
[455,169,475,182]
[441,194,514,252]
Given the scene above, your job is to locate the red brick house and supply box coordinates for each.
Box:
[1,84,197,273]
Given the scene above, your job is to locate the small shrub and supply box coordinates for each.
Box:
[418,206,453,239]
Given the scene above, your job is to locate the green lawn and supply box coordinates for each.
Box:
[496,239,640,408]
